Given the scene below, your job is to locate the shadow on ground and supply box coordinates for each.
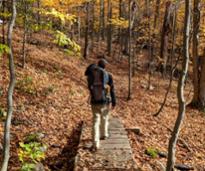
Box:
[45,121,83,171]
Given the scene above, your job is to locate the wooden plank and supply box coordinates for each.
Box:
[109,134,128,139]
[74,117,138,171]
[99,143,131,150]
[100,139,129,144]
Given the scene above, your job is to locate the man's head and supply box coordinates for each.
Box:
[98,59,108,69]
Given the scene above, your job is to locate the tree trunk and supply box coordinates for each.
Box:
[160,1,172,77]
[1,0,16,170]
[0,0,3,8]
[127,0,137,99]
[107,0,112,56]
[150,0,160,75]
[83,2,89,59]
[127,0,132,100]
[37,0,41,26]
[2,0,5,44]
[118,0,123,60]
[166,0,191,170]
[90,0,95,52]
[22,0,28,68]
[147,0,153,89]
[154,0,160,28]
[77,7,81,41]
[199,53,205,109]
[121,1,128,56]
[191,0,201,107]
[99,0,105,40]
[170,4,178,68]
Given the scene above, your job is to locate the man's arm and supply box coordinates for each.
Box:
[108,74,116,107]
[85,64,96,76]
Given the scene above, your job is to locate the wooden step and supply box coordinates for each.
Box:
[74,117,138,171]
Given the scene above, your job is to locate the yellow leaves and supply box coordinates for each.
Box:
[42,0,86,11]
[53,30,81,57]
[42,8,77,25]
[109,17,129,29]
[0,44,10,57]
[42,0,57,7]
[201,25,205,37]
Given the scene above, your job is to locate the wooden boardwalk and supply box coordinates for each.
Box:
[74,118,138,171]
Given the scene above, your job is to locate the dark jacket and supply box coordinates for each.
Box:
[85,64,116,107]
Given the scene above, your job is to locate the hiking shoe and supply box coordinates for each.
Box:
[91,142,99,152]
[91,145,97,152]
[100,135,109,140]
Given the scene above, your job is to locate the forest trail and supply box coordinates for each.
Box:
[1,0,205,170]
[0,31,205,170]
[74,117,137,170]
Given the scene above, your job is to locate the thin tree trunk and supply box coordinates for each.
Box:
[166,0,191,170]
[83,2,89,59]
[22,0,28,68]
[77,7,81,41]
[160,1,172,77]
[99,0,105,40]
[2,0,5,44]
[149,0,160,81]
[170,5,177,68]
[1,0,16,170]
[154,0,160,28]
[118,0,123,60]
[22,20,27,68]
[107,0,112,56]
[119,0,122,18]
[0,0,3,8]
[127,0,132,100]
[90,0,95,52]
[147,0,153,89]
[191,0,200,106]
[37,0,41,26]
[127,0,137,99]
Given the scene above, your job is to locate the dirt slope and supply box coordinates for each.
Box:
[0,30,204,170]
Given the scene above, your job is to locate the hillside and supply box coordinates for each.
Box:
[0,29,205,171]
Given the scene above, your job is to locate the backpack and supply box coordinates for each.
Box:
[88,66,109,102]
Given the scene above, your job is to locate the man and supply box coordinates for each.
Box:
[85,59,116,150]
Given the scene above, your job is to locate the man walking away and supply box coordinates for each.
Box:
[85,59,116,151]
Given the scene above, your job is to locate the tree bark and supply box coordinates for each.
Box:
[127,0,137,100]
[147,0,153,89]
[166,0,191,170]
[160,1,172,77]
[199,53,205,109]
[99,0,105,40]
[150,0,161,65]
[127,0,132,100]
[77,6,81,41]
[119,0,123,18]
[90,0,95,52]
[0,0,3,8]
[154,0,160,28]
[118,0,124,60]
[150,0,160,77]
[191,0,201,107]
[1,0,16,170]
[2,0,5,44]
[22,0,28,68]
[37,0,41,26]
[107,0,112,56]
[83,2,90,59]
